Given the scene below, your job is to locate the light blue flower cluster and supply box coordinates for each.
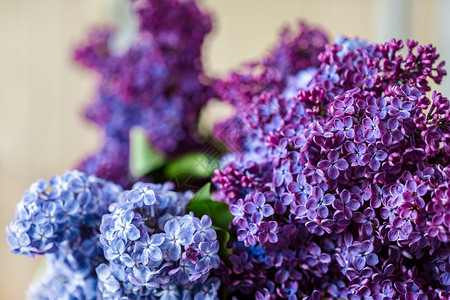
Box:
[26,255,98,300]
[7,174,222,299]
[97,182,221,299]
[7,170,122,257]
[7,170,122,299]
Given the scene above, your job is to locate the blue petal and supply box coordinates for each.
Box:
[41,224,54,237]
[143,189,156,205]
[133,265,150,282]
[167,243,181,261]
[63,198,79,214]
[440,272,450,286]
[7,234,19,249]
[111,238,125,253]
[33,212,47,224]
[18,232,31,247]
[149,247,163,261]
[105,248,118,261]
[204,229,217,241]
[120,253,135,268]
[164,219,180,236]
[150,233,165,246]
[194,258,209,273]
[199,242,210,253]
[353,256,365,271]
[122,211,134,225]
[96,264,111,281]
[179,230,194,246]
[127,189,143,203]
[176,268,190,284]
[134,241,145,254]
[104,277,120,294]
[210,240,219,253]
[201,215,212,228]
[60,190,74,202]
[69,177,85,192]
[126,224,140,241]
[209,255,220,268]
[31,179,48,193]
[193,232,203,244]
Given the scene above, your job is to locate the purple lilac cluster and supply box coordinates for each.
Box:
[213,23,328,152]
[97,181,221,299]
[75,0,213,186]
[7,171,122,299]
[214,36,450,299]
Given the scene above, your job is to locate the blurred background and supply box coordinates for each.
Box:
[0,0,449,299]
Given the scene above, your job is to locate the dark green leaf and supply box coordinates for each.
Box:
[189,182,212,204]
[211,225,232,260]
[188,184,234,270]
[187,183,233,232]
[129,127,166,178]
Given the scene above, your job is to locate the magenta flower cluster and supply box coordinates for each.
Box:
[214,36,450,299]
[74,0,213,186]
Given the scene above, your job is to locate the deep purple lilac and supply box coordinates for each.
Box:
[75,0,214,186]
[214,35,450,299]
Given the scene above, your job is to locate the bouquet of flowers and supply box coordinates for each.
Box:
[7,0,450,299]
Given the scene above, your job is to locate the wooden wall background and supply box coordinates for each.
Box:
[0,0,448,299]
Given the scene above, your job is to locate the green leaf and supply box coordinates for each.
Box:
[163,152,219,181]
[187,184,233,265]
[186,183,233,232]
[189,182,212,203]
[129,127,166,178]
[211,225,232,260]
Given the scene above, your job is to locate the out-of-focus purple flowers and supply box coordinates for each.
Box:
[75,0,213,186]
[214,35,450,299]
[213,23,329,152]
